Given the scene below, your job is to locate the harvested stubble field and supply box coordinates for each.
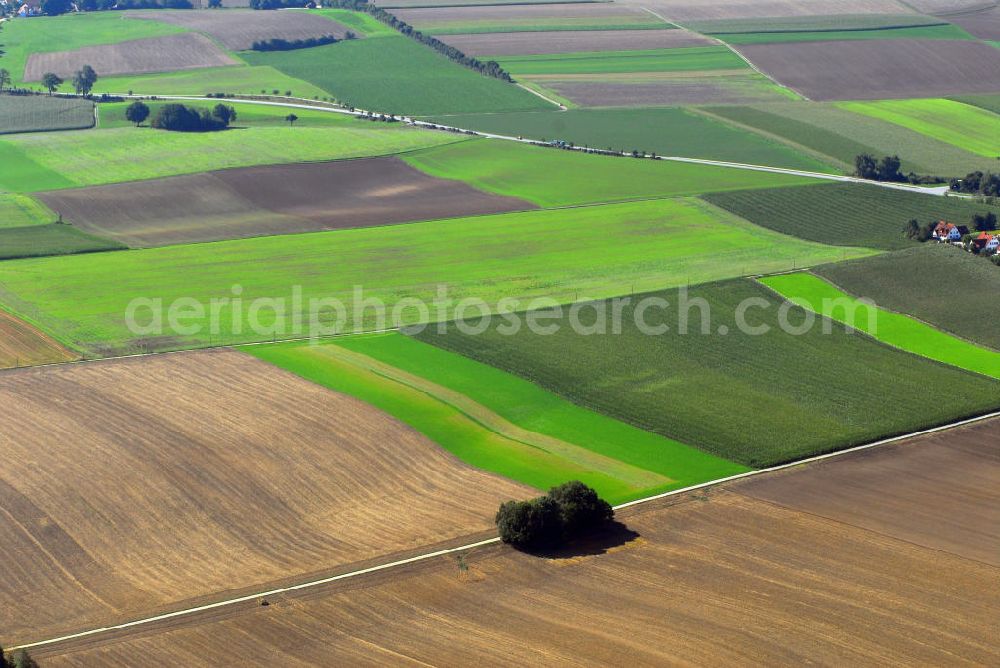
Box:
[839,98,1000,157]
[413,279,1000,467]
[762,272,1000,380]
[249,334,746,503]
[0,199,865,354]
[439,28,715,56]
[625,0,915,21]
[734,39,1000,100]
[815,245,1000,351]
[542,72,795,107]
[0,95,94,135]
[0,309,78,368]
[0,349,532,644]
[393,3,667,34]
[37,156,533,247]
[703,101,1000,174]
[126,9,356,51]
[0,124,463,192]
[425,108,832,172]
[32,420,1000,665]
[24,33,238,82]
[702,182,1000,250]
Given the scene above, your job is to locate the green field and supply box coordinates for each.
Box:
[402,139,818,206]
[97,100,353,129]
[0,124,463,191]
[246,334,747,503]
[423,108,833,172]
[0,194,55,228]
[951,93,1000,115]
[0,12,189,84]
[95,65,330,100]
[242,37,552,115]
[705,102,998,175]
[411,279,1000,467]
[762,272,1000,380]
[703,182,1000,251]
[815,245,1000,352]
[0,95,95,134]
[716,23,973,44]
[0,223,124,260]
[494,47,747,75]
[0,198,869,354]
[838,99,1000,158]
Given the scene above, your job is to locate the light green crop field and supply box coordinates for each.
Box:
[309,8,398,36]
[0,12,188,84]
[95,66,329,100]
[494,47,747,76]
[423,108,834,172]
[97,100,354,129]
[0,194,55,228]
[0,124,464,191]
[762,272,1000,380]
[0,198,870,354]
[838,99,1000,158]
[402,139,818,206]
[412,279,1000,467]
[717,23,974,45]
[242,37,552,115]
[0,223,124,260]
[247,333,747,503]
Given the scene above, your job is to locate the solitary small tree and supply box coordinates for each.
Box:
[0,68,11,93]
[72,65,98,96]
[285,113,298,126]
[125,100,150,127]
[42,72,63,94]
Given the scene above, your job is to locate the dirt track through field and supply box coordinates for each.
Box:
[127,9,356,51]
[735,39,1000,100]
[22,417,1000,665]
[0,309,77,368]
[24,33,237,82]
[0,349,531,643]
[38,157,535,247]
[440,28,714,56]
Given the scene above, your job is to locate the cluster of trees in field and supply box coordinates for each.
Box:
[951,171,1000,198]
[141,102,237,131]
[40,0,191,15]
[854,153,942,185]
[495,481,613,552]
[250,34,343,51]
[0,645,38,668]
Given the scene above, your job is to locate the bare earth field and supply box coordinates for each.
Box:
[440,29,715,56]
[394,3,657,26]
[951,5,1000,39]
[38,157,534,247]
[24,33,237,82]
[736,39,1000,100]
[31,419,1000,665]
[544,73,790,106]
[903,0,996,15]
[127,9,355,51]
[618,0,914,21]
[0,309,77,369]
[0,349,531,644]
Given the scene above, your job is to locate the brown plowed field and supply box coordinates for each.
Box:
[127,9,355,51]
[38,157,534,247]
[0,309,77,368]
[736,39,1000,100]
[440,28,714,56]
[619,0,914,21]
[27,418,1000,664]
[394,3,656,25]
[951,5,1000,39]
[0,349,531,644]
[23,33,237,82]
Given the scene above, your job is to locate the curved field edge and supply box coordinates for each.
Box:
[760,272,1000,380]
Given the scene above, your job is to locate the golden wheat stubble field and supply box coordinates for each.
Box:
[35,419,1000,666]
[0,349,532,644]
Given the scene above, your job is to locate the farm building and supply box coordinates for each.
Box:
[932,221,969,243]
[971,232,1000,254]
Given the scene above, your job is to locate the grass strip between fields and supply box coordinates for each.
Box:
[761,272,1000,380]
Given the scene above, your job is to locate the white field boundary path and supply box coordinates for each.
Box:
[12,408,1000,653]
[113,94,951,196]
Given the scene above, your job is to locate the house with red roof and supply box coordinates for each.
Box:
[932,221,969,243]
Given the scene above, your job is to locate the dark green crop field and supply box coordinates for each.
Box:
[0,224,124,260]
[815,245,1000,352]
[411,279,1000,467]
[703,183,1000,251]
